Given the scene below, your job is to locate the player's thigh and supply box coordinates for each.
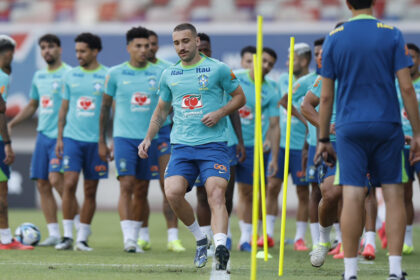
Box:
[82,142,108,180]
[165,145,199,192]
[164,175,189,199]
[30,133,51,180]
[236,147,254,186]
[62,138,84,174]
[290,149,308,186]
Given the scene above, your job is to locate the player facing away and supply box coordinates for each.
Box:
[396,42,420,256]
[99,26,161,253]
[194,32,246,253]
[266,43,313,251]
[235,47,280,252]
[0,35,33,250]
[55,33,108,251]
[316,1,420,279]
[136,29,185,252]
[138,23,246,270]
[8,34,80,246]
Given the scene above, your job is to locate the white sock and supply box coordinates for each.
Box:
[120,220,132,243]
[47,223,60,238]
[267,215,276,237]
[63,219,73,239]
[187,221,206,241]
[214,233,227,247]
[375,217,383,231]
[200,225,213,240]
[139,226,150,242]
[294,221,307,242]
[319,225,332,244]
[73,214,80,231]
[239,223,252,245]
[0,228,12,244]
[365,231,376,249]
[334,223,342,243]
[310,223,320,246]
[131,221,143,241]
[404,225,413,247]
[227,219,232,238]
[344,257,358,279]
[389,255,402,277]
[76,223,91,242]
[167,228,178,242]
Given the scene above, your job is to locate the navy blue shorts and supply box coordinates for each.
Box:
[335,123,406,187]
[165,142,230,191]
[236,146,269,185]
[62,138,108,180]
[228,145,238,166]
[114,137,158,180]
[30,132,62,180]
[0,141,10,182]
[271,147,307,186]
[157,125,171,157]
[307,145,319,184]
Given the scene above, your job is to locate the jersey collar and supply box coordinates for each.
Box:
[349,14,377,21]
[180,54,205,69]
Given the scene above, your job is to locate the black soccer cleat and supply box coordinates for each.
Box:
[215,245,230,271]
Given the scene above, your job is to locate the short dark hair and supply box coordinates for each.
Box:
[126,26,150,45]
[407,43,420,54]
[314,37,325,47]
[263,47,277,61]
[0,36,15,53]
[240,46,256,57]
[148,30,158,38]
[39,34,61,47]
[347,0,373,10]
[173,23,197,36]
[198,33,210,43]
[75,33,102,52]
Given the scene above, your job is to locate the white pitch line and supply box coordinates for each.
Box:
[209,257,231,280]
[0,262,192,269]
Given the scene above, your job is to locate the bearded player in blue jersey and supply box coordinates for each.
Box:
[316,1,420,279]
[55,33,108,251]
[138,23,245,270]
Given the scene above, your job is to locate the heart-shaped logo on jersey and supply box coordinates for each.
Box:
[131,93,150,106]
[239,106,253,119]
[182,94,202,110]
[41,96,53,108]
[77,97,95,111]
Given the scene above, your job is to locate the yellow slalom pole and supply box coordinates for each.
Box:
[278,36,295,277]
[250,54,261,280]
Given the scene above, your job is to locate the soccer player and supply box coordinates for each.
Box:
[240,46,256,70]
[0,35,33,250]
[235,47,280,252]
[195,32,246,251]
[266,43,312,251]
[316,1,420,279]
[138,23,245,270]
[135,29,185,252]
[8,34,80,246]
[397,42,420,256]
[55,33,108,251]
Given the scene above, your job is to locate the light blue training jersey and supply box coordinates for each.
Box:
[159,54,239,146]
[0,69,9,141]
[236,69,279,147]
[30,63,72,139]
[63,65,108,142]
[154,58,173,127]
[279,72,316,149]
[105,61,164,139]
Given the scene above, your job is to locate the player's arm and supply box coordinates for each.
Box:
[300,91,320,127]
[279,94,308,128]
[138,98,171,159]
[98,94,113,162]
[0,96,13,165]
[8,99,39,135]
[201,85,246,127]
[55,99,69,159]
[229,110,246,162]
[267,116,280,176]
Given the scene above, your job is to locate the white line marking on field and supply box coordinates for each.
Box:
[209,257,231,280]
[0,262,191,269]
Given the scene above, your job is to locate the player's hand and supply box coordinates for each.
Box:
[409,134,420,165]
[301,146,308,176]
[314,142,336,168]
[267,159,278,177]
[201,111,223,127]
[98,142,110,162]
[55,138,64,160]
[236,142,246,163]
[263,139,271,152]
[138,138,151,159]
[4,143,14,165]
[109,141,114,161]
[405,135,412,145]
[329,123,336,135]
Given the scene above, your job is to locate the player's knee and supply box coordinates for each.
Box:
[37,180,52,195]
[48,173,61,188]
[296,186,309,202]
[208,189,226,208]
[196,188,208,203]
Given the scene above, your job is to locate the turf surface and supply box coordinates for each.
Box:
[1,210,419,280]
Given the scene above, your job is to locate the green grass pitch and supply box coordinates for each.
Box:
[1,210,419,280]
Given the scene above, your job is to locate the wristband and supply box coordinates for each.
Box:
[318,138,330,143]
[3,140,11,145]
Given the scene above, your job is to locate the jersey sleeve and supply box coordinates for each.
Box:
[104,68,117,98]
[320,35,336,80]
[158,69,172,103]
[0,74,9,102]
[29,75,39,100]
[219,63,240,94]
[62,73,71,100]
[394,29,413,73]
[268,92,280,117]
[309,76,322,98]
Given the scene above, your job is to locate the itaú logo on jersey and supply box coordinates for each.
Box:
[182,94,202,110]
[239,106,253,120]
[41,96,53,109]
[131,93,151,106]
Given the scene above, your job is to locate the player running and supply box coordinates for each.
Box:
[8,34,80,246]
[138,23,245,270]
[55,33,108,251]
[0,35,33,250]
[316,1,420,279]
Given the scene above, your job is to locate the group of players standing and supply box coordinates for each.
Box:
[0,0,418,278]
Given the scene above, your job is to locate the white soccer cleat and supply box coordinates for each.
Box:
[124,239,137,253]
[310,242,330,267]
[55,237,73,250]
[135,244,144,253]
[39,236,60,247]
[74,241,93,252]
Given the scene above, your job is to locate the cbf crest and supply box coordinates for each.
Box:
[92,81,103,95]
[148,77,157,90]
[198,74,209,90]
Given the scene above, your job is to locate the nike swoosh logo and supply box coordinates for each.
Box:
[123,81,131,85]
[71,84,80,87]
[171,82,180,86]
